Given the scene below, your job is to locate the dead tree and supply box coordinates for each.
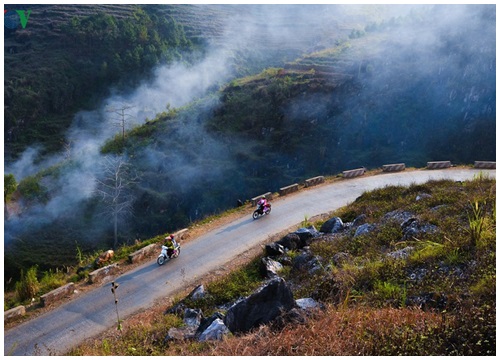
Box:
[106,104,135,143]
[94,155,139,249]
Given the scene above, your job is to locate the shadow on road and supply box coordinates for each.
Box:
[115,261,163,283]
[216,218,254,235]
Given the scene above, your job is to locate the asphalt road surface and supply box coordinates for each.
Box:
[4,168,495,355]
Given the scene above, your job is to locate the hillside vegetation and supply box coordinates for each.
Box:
[4,5,200,160]
[68,175,495,356]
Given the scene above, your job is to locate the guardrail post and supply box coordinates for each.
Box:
[342,167,366,178]
[304,176,325,187]
[279,183,299,196]
[382,163,406,172]
[426,161,451,169]
[474,161,496,169]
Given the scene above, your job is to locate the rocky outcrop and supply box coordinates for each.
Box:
[224,277,295,334]
[165,278,298,342]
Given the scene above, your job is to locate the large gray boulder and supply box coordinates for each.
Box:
[224,277,294,334]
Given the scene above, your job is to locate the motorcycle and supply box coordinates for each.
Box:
[157,242,181,266]
[252,203,271,220]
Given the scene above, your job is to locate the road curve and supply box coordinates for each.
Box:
[4,168,495,355]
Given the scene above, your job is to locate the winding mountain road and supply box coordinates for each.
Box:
[4,168,495,355]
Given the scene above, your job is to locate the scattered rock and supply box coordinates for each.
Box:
[416,193,432,201]
[198,318,230,342]
[196,312,224,337]
[165,302,186,316]
[320,217,344,233]
[273,307,308,329]
[352,214,368,227]
[261,257,283,278]
[295,298,322,310]
[383,210,415,224]
[184,308,203,328]
[401,218,438,240]
[354,223,375,237]
[276,233,300,251]
[293,226,320,247]
[165,326,198,341]
[265,242,286,256]
[307,256,323,275]
[188,285,206,301]
[387,246,415,260]
[291,252,315,272]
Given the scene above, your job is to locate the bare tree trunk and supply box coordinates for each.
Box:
[114,212,118,249]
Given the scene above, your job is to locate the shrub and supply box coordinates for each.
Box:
[15,266,40,302]
[4,173,17,201]
[17,176,47,201]
[39,269,67,294]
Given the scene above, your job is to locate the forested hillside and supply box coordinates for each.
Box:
[4,5,495,285]
[4,5,197,159]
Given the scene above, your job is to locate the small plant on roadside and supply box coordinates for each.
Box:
[301,214,311,228]
[467,200,486,248]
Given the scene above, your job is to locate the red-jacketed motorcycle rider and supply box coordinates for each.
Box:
[257,196,269,214]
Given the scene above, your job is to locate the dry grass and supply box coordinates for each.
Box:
[206,305,446,356]
[71,304,450,356]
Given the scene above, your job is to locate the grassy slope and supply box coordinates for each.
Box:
[68,175,495,356]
